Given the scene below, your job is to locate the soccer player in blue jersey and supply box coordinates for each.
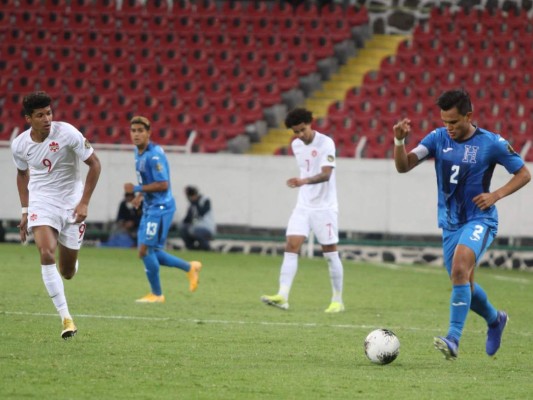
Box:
[393,89,530,360]
[125,116,202,303]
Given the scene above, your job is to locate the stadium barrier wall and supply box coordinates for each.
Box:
[1,148,532,238]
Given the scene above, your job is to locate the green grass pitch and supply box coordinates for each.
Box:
[1,243,532,399]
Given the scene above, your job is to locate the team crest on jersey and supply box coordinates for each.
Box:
[462,145,478,163]
[327,155,335,162]
[84,139,92,149]
[156,163,163,172]
[311,150,318,157]
[49,141,60,152]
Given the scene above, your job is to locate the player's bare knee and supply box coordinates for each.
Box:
[62,270,75,280]
[450,267,469,284]
[38,247,55,265]
[58,263,76,279]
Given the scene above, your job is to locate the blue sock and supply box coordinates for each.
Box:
[470,283,498,325]
[447,283,471,342]
[142,251,162,295]
[154,249,190,272]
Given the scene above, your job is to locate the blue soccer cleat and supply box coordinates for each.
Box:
[486,311,508,356]
[434,336,458,360]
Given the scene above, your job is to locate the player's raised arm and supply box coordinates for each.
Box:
[393,118,419,173]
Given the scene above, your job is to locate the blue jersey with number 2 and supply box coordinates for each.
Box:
[419,127,524,230]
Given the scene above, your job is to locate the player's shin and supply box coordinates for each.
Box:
[41,264,71,320]
[447,283,471,342]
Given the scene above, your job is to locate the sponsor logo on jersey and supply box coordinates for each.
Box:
[443,147,453,153]
[156,163,163,171]
[30,213,38,221]
[84,139,92,149]
[507,144,516,154]
[49,141,60,152]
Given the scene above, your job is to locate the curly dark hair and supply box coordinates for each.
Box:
[284,108,313,128]
[437,89,473,115]
[22,91,52,116]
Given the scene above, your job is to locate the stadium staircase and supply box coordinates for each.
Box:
[248,34,409,156]
[251,6,533,161]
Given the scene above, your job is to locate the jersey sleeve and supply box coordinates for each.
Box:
[67,123,94,161]
[493,135,525,174]
[11,137,28,171]
[320,137,336,168]
[148,148,170,182]
[419,129,438,158]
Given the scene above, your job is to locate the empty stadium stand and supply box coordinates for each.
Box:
[0,0,369,153]
[308,5,533,160]
[1,2,531,161]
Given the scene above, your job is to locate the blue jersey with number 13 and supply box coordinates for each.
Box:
[135,142,175,213]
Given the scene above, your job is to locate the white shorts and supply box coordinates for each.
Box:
[286,207,339,245]
[27,204,86,250]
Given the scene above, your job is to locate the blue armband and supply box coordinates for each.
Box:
[133,185,142,193]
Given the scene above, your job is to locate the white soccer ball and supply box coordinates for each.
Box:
[364,328,400,365]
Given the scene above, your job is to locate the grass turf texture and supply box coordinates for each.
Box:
[1,243,532,399]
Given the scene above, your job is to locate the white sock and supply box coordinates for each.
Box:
[41,264,71,320]
[324,251,344,303]
[278,252,298,300]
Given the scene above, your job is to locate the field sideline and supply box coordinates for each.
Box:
[1,243,532,399]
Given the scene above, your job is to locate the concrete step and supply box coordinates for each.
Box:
[247,34,410,155]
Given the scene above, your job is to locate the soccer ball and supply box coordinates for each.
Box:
[364,328,400,365]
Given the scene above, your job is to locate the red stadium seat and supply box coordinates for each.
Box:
[120,0,145,15]
[171,0,195,18]
[271,67,300,92]
[294,1,319,21]
[345,4,369,27]
[257,81,281,107]
[219,113,246,139]
[236,98,264,124]
[245,1,268,21]
[270,2,294,18]
[145,0,170,16]
[195,0,218,20]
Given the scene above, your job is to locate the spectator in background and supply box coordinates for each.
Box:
[116,191,142,245]
[102,191,143,248]
[180,186,216,251]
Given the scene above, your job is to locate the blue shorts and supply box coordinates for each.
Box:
[138,208,175,249]
[442,220,497,276]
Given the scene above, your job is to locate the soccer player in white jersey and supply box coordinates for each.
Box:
[11,91,101,339]
[261,108,345,313]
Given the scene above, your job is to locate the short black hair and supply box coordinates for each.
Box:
[185,186,198,197]
[437,89,472,115]
[284,108,313,128]
[22,91,52,116]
